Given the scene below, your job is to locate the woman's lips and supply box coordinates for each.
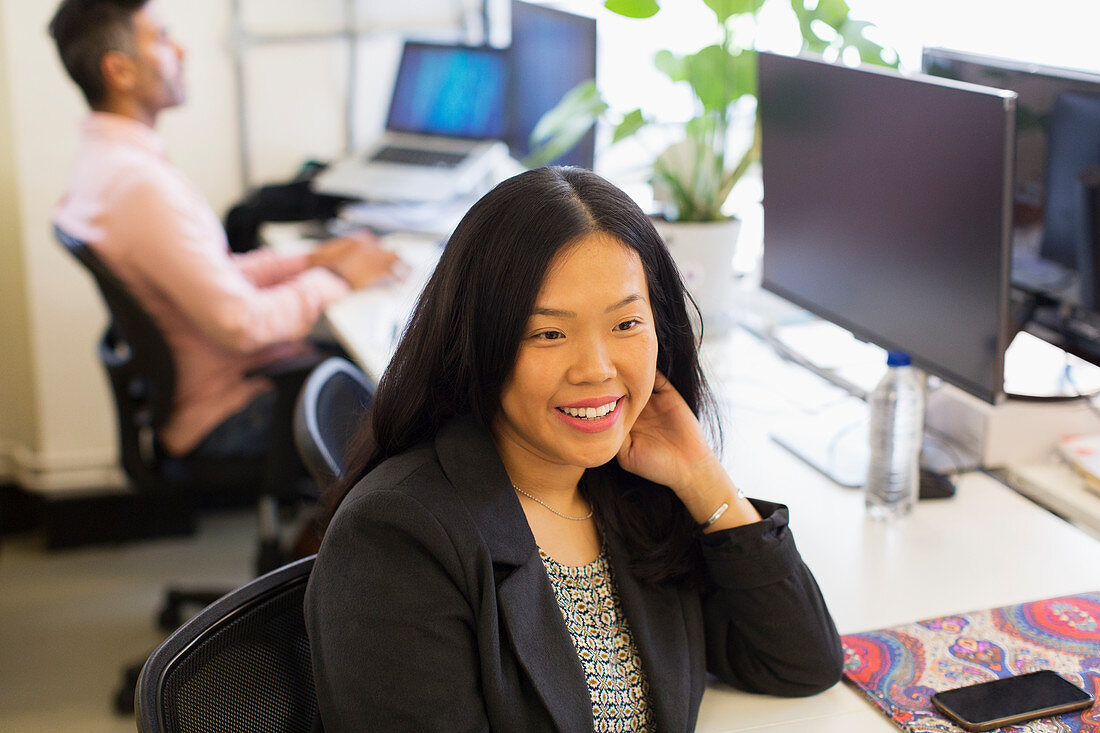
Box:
[554,397,624,433]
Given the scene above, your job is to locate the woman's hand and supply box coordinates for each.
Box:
[616,372,713,492]
[617,372,761,530]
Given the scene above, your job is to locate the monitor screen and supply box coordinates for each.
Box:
[758,52,1016,404]
[923,48,1100,295]
[386,42,508,140]
[509,1,597,168]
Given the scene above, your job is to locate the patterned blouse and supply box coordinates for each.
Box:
[538,548,654,732]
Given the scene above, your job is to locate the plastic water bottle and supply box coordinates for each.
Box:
[865,352,925,520]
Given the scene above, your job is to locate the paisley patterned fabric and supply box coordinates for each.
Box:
[842,592,1100,732]
[539,548,654,732]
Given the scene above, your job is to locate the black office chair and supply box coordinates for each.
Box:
[293,357,374,492]
[135,555,319,733]
[55,227,322,711]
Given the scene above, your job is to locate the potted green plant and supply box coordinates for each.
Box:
[527,0,898,327]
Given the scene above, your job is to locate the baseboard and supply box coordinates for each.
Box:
[11,444,126,495]
[0,482,199,548]
[0,482,39,534]
[39,489,197,549]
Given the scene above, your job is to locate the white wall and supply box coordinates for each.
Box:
[1,0,118,493]
[0,0,470,494]
[0,3,38,483]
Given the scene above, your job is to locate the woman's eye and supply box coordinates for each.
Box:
[614,319,639,332]
[535,330,564,341]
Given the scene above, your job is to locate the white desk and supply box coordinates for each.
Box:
[324,254,1100,732]
[322,232,443,383]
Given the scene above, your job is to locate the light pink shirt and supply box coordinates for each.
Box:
[54,112,350,456]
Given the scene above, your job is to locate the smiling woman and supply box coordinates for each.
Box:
[305,166,844,732]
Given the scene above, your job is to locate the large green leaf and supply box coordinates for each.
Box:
[703,0,766,23]
[836,19,897,67]
[791,0,898,69]
[679,45,755,112]
[529,80,605,144]
[604,0,660,19]
[612,109,648,143]
[654,50,688,83]
[525,80,607,168]
[809,0,851,27]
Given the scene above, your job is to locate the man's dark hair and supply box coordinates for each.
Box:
[325,166,719,585]
[48,0,148,107]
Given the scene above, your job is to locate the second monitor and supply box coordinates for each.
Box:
[758,51,1017,404]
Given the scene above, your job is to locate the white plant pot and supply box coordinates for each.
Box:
[652,217,741,333]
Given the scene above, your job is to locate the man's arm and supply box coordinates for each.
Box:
[111,177,350,354]
[235,231,402,290]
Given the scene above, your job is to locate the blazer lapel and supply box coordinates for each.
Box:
[435,416,594,732]
[606,535,694,732]
[497,558,595,732]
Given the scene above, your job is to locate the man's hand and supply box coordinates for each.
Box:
[309,230,406,289]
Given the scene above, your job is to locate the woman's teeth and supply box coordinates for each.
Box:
[558,400,617,420]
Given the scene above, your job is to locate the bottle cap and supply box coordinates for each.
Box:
[886,351,911,367]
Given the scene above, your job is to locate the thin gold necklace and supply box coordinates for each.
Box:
[512,484,594,521]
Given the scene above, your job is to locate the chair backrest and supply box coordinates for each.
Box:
[136,555,319,733]
[293,357,374,490]
[55,226,177,492]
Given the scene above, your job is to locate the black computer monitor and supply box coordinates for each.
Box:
[923,48,1100,273]
[508,1,597,168]
[758,51,1016,404]
[924,49,1100,368]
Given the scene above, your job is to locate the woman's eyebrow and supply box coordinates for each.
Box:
[531,293,646,319]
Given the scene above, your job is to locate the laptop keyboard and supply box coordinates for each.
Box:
[370,146,467,168]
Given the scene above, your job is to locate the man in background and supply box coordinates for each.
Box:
[49,0,397,460]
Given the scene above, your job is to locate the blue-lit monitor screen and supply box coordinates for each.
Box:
[509,1,597,168]
[386,42,508,140]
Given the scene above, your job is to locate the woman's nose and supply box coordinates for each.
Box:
[566,336,616,384]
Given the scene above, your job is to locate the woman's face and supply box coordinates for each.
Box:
[492,232,659,476]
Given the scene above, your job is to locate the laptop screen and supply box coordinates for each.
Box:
[386,42,508,140]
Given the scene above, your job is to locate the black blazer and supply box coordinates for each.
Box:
[305,416,842,732]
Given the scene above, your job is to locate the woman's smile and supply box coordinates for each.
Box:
[554,396,625,432]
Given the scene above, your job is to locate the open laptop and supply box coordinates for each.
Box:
[313,41,509,204]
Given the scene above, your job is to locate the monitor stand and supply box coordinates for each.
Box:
[760,319,1100,489]
[769,404,965,492]
[759,320,975,489]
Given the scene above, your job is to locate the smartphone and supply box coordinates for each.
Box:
[931,670,1094,731]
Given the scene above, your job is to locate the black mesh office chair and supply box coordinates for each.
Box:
[135,555,319,733]
[293,357,374,492]
[55,227,322,711]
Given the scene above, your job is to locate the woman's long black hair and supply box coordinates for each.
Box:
[324,166,721,584]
